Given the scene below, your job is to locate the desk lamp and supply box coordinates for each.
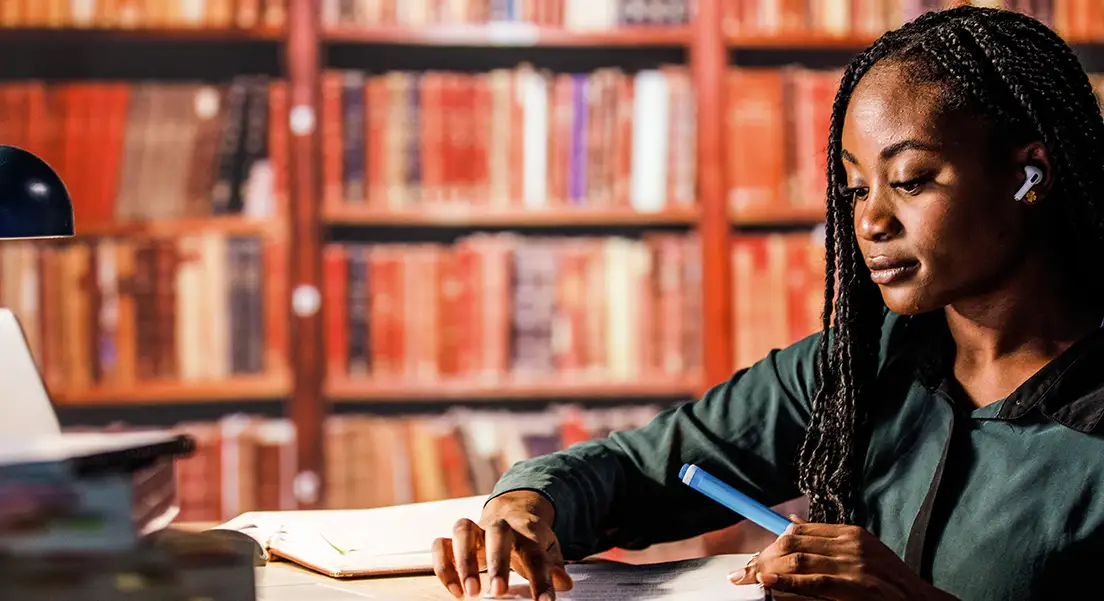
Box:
[0,145,75,239]
[0,145,75,435]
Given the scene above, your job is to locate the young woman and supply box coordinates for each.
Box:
[432,6,1104,600]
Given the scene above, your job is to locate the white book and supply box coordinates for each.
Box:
[521,68,549,209]
[631,70,670,213]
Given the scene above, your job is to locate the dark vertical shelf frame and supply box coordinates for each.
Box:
[287,0,326,509]
[693,0,733,392]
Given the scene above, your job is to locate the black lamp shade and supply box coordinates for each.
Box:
[0,145,75,239]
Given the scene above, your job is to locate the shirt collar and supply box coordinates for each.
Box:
[901,312,1104,434]
[996,324,1104,433]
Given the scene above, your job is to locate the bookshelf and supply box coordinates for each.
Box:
[323,206,701,227]
[322,25,693,47]
[52,372,292,406]
[5,0,1094,516]
[326,377,702,403]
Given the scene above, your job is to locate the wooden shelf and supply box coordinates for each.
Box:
[327,377,701,402]
[323,206,700,228]
[75,216,281,238]
[323,25,692,47]
[727,33,878,49]
[726,32,1104,50]
[52,372,292,406]
[731,204,825,227]
[0,27,285,43]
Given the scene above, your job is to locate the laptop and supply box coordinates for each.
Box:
[0,307,61,437]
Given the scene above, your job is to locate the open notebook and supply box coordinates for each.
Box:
[213,495,765,599]
[213,495,489,578]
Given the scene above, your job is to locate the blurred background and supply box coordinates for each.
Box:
[2,0,1102,542]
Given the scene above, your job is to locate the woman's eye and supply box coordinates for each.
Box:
[842,186,869,202]
[894,177,929,195]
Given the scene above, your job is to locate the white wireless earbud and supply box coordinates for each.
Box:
[1014,166,1044,202]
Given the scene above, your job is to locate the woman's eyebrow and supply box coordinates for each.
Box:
[880,139,939,160]
[842,140,940,166]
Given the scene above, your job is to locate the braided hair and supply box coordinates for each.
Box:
[797,6,1104,524]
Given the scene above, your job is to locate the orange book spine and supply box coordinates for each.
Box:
[321,71,345,212]
[419,72,444,208]
[268,80,290,220]
[727,68,786,217]
[322,245,348,380]
[613,74,634,209]
[436,249,460,377]
[365,77,387,208]
[264,237,289,373]
[471,74,491,207]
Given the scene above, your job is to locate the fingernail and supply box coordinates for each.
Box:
[448,583,464,598]
[539,593,554,601]
[757,573,779,586]
[728,568,745,582]
[465,577,480,597]
[492,576,507,597]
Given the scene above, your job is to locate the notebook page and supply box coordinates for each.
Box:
[214,496,489,576]
[499,556,764,601]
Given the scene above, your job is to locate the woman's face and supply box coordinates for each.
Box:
[840,60,1043,315]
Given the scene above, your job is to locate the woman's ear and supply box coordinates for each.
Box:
[1015,141,1054,201]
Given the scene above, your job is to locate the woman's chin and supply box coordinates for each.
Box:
[880,287,939,316]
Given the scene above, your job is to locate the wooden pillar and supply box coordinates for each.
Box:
[286,0,325,509]
[691,0,733,392]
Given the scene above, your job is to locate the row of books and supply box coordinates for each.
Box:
[4,0,1101,41]
[321,66,695,215]
[323,233,703,385]
[138,404,669,521]
[0,0,286,29]
[0,234,287,394]
[727,69,1104,218]
[733,230,826,370]
[0,77,288,224]
[727,66,839,217]
[721,0,1089,38]
[321,0,691,30]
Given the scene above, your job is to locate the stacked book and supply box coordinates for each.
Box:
[0,430,257,600]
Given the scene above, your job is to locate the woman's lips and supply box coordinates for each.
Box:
[867,258,920,285]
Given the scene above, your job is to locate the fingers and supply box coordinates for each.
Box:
[764,533,841,560]
[432,537,464,599]
[757,572,852,600]
[730,530,844,587]
[484,519,514,598]
[543,537,574,591]
[517,541,556,601]
[784,522,858,539]
[728,552,759,585]
[452,518,485,598]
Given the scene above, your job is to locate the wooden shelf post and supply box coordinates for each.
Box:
[692,0,733,392]
[287,0,326,510]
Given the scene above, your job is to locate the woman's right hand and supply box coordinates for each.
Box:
[432,490,574,600]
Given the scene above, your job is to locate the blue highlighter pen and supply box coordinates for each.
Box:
[679,463,793,536]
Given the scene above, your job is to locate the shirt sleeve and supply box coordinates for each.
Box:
[488,332,822,560]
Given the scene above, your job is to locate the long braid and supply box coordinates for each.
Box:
[796,6,1104,523]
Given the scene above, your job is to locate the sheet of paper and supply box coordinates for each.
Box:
[499,556,764,601]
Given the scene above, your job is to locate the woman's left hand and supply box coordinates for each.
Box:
[729,518,959,601]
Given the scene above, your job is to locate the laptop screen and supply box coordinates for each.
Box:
[0,308,61,437]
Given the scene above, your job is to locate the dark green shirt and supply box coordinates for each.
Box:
[490,311,1104,601]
